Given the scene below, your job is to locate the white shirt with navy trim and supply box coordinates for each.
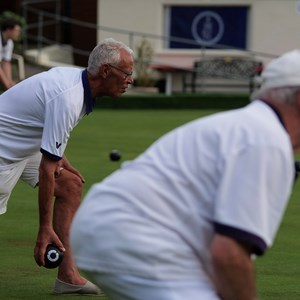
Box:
[0,67,94,162]
[71,100,294,282]
[0,33,13,61]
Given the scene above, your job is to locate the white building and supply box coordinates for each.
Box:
[97,0,300,64]
[24,0,300,93]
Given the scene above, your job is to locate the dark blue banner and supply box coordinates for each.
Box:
[169,6,248,49]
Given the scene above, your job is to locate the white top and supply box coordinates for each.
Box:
[0,33,13,61]
[0,67,93,162]
[71,100,294,283]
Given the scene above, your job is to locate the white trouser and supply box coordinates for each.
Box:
[0,153,41,214]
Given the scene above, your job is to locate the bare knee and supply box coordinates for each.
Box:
[55,170,83,200]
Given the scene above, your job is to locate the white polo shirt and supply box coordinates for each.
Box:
[71,100,294,283]
[0,67,94,162]
[0,33,13,61]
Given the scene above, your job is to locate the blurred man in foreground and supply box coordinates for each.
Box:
[71,50,300,300]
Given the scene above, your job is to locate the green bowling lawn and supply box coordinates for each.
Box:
[0,109,299,299]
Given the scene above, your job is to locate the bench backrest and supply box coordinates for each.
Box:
[194,57,263,79]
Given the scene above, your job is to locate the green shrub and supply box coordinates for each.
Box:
[96,93,250,110]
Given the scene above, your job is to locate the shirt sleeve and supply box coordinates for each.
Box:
[40,92,80,159]
[213,144,294,255]
[1,40,14,61]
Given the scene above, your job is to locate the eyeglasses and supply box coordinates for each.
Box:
[108,64,133,79]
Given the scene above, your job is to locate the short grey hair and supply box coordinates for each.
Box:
[250,86,300,104]
[87,38,134,75]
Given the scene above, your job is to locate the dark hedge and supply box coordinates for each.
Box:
[95,93,250,110]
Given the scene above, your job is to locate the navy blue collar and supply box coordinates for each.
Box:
[82,69,95,115]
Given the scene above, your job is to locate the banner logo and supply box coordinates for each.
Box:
[191,11,224,46]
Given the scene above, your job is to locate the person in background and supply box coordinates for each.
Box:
[70,49,300,300]
[0,18,21,89]
[0,38,134,296]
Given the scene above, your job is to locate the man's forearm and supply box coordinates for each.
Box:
[38,155,58,228]
[211,235,258,300]
[213,256,257,299]
[38,171,55,228]
[0,66,12,89]
[1,61,12,81]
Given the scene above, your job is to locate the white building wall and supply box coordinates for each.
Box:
[97,0,300,60]
[97,0,300,91]
[251,0,300,59]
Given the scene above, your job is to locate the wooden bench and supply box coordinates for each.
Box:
[182,56,263,93]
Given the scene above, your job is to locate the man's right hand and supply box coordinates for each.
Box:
[34,226,65,266]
